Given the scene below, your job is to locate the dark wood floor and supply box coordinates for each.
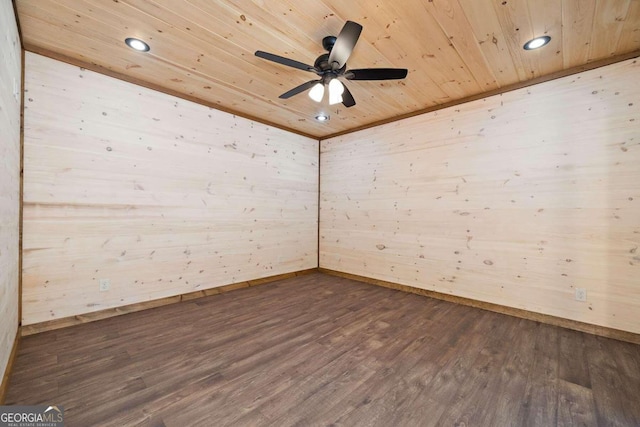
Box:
[6,272,640,426]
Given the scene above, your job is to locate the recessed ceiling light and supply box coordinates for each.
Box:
[315,114,329,122]
[523,36,551,50]
[125,38,150,52]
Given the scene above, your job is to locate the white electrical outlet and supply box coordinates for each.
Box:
[99,278,111,292]
[575,288,587,302]
[13,78,19,103]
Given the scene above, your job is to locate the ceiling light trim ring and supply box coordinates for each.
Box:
[125,37,150,52]
[523,36,551,50]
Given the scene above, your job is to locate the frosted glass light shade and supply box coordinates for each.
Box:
[309,83,325,102]
[328,79,344,105]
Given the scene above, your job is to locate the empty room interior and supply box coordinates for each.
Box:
[1,0,640,425]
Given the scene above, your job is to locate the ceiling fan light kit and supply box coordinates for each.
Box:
[255,20,408,110]
[308,83,325,102]
[328,79,344,105]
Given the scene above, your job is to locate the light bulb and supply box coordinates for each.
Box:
[328,79,344,105]
[308,83,325,102]
[523,36,551,50]
[125,38,150,52]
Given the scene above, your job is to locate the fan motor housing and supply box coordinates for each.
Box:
[314,53,331,72]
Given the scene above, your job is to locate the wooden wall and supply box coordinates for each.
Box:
[321,58,640,334]
[22,53,318,326]
[0,0,22,385]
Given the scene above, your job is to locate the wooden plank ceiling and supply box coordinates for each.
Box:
[15,0,640,138]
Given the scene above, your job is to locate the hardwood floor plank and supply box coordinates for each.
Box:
[558,327,592,389]
[435,313,516,425]
[315,331,442,425]
[291,296,444,425]
[516,323,560,426]
[585,334,640,426]
[5,272,640,426]
[484,318,538,426]
[186,343,334,425]
[557,380,597,427]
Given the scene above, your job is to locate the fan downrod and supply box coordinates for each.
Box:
[315,36,341,72]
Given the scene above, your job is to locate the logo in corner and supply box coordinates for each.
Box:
[0,405,64,426]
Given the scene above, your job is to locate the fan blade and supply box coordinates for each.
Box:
[255,51,316,72]
[341,84,356,108]
[328,21,363,70]
[279,80,321,99]
[346,68,408,80]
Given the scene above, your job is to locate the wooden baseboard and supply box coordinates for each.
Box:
[319,268,640,345]
[21,266,639,343]
[21,269,316,336]
[0,328,20,404]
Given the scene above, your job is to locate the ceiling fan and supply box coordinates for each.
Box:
[255,21,408,108]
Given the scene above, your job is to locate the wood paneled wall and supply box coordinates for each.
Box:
[0,0,22,386]
[22,53,318,326]
[320,58,640,334]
